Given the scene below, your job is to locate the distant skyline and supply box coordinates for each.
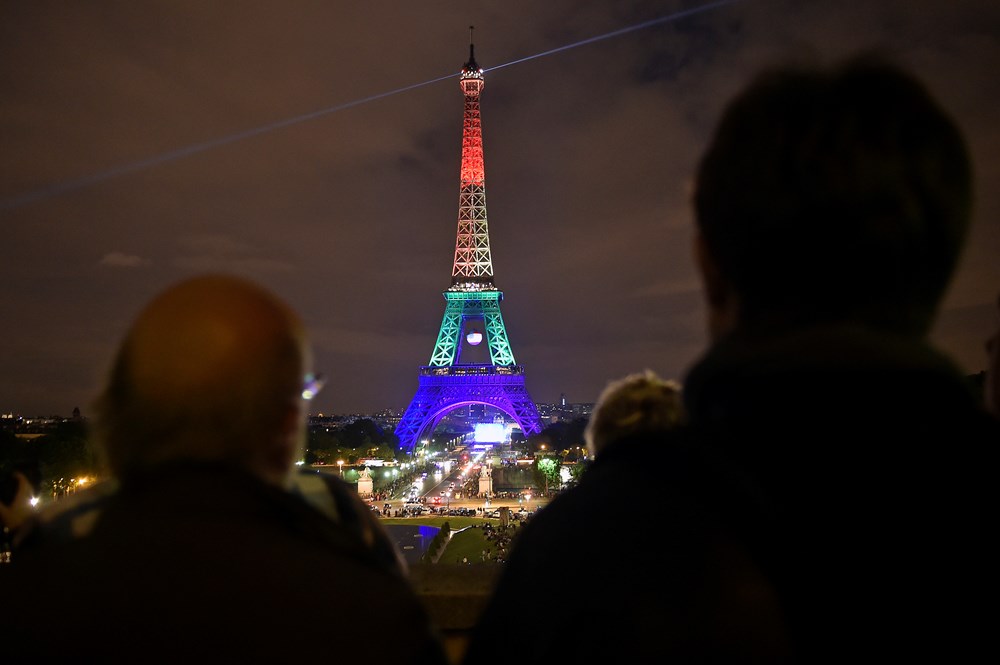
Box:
[3,1,999,417]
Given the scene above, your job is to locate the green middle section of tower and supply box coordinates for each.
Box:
[428,290,515,367]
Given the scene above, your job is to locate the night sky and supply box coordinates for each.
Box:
[3,0,999,418]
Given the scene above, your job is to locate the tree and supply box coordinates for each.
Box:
[1,420,103,496]
[534,417,588,452]
[340,418,385,449]
[535,458,560,495]
[39,420,101,482]
[305,429,342,465]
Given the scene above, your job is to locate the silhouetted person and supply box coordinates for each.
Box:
[0,459,41,562]
[464,373,779,665]
[682,53,999,661]
[584,369,683,458]
[464,53,999,665]
[2,274,448,665]
[986,292,1000,417]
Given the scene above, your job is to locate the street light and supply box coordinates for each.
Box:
[337,459,344,476]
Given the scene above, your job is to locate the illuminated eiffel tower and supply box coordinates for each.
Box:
[395,33,543,452]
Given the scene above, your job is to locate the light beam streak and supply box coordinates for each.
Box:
[487,0,744,73]
[1,0,744,212]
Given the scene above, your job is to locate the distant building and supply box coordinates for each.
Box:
[535,401,594,424]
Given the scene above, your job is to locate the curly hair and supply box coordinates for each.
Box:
[585,370,683,457]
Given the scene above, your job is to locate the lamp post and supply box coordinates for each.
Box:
[337,459,344,477]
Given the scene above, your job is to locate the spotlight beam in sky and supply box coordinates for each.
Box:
[1,0,744,212]
[487,0,743,72]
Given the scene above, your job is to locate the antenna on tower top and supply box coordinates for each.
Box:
[463,25,481,75]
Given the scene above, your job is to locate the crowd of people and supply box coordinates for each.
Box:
[3,52,999,664]
[475,522,519,563]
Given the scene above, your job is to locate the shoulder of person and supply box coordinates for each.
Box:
[291,468,408,575]
[14,479,118,549]
[292,468,375,525]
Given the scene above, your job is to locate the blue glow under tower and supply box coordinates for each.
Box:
[395,36,543,452]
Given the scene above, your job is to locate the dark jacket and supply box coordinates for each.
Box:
[680,325,1000,662]
[462,325,998,664]
[2,462,449,665]
[462,426,786,664]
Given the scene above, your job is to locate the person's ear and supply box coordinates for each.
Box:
[261,401,306,489]
[694,230,738,340]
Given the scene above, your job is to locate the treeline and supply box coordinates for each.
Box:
[0,419,101,496]
[305,418,400,465]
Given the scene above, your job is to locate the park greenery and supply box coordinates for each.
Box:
[383,514,525,565]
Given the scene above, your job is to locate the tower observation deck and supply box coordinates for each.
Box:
[394,33,543,452]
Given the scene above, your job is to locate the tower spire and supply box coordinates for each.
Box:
[452,25,492,289]
[466,25,479,71]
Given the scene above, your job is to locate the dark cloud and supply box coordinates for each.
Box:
[2,0,998,416]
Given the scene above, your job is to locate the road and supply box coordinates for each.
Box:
[382,461,547,516]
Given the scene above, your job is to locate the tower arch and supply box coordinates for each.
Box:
[403,398,527,451]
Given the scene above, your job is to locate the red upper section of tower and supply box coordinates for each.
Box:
[459,45,485,187]
[450,36,495,287]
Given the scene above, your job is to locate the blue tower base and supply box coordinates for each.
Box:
[395,365,543,452]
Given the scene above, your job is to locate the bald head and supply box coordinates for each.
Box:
[95,274,311,487]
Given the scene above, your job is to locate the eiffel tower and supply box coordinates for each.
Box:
[395,33,543,453]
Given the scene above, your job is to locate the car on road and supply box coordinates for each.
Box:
[402,502,427,515]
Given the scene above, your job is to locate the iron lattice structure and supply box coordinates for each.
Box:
[395,40,543,452]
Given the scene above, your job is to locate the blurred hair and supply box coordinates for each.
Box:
[585,370,683,457]
[693,52,972,335]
